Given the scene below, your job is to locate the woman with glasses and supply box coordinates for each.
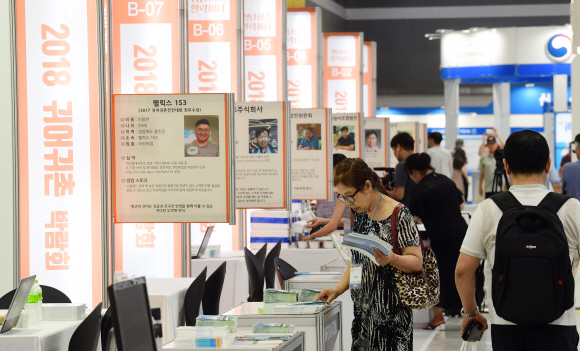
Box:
[316,158,422,351]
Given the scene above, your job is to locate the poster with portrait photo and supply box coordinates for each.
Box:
[296,123,322,150]
[235,102,287,209]
[332,112,362,159]
[364,117,390,170]
[249,119,278,154]
[184,115,220,157]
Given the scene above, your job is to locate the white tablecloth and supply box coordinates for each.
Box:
[147,278,195,345]
[190,256,248,314]
[0,310,82,351]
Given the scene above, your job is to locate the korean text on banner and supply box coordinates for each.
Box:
[287,8,320,109]
[16,0,102,306]
[112,0,180,95]
[244,0,287,102]
[364,117,390,170]
[113,94,235,224]
[291,109,332,200]
[363,41,376,118]
[324,33,363,113]
[332,113,363,159]
[188,0,242,97]
[235,102,287,208]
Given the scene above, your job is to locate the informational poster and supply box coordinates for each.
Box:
[287,8,321,109]
[418,123,428,152]
[113,93,235,223]
[332,113,363,159]
[324,33,363,113]
[244,0,287,102]
[112,0,180,95]
[16,0,102,306]
[188,0,242,98]
[291,108,332,200]
[364,118,390,169]
[389,122,418,167]
[235,102,287,208]
[363,41,377,118]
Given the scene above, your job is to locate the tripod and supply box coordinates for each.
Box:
[485,166,510,199]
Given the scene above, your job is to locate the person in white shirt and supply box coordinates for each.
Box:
[426,132,453,178]
[455,130,580,350]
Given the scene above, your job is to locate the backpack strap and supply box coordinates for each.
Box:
[490,191,522,213]
[536,192,571,214]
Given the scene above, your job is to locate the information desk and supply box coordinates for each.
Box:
[190,255,249,314]
[162,331,304,351]
[283,275,352,351]
[147,277,195,345]
[223,302,342,351]
[0,309,83,351]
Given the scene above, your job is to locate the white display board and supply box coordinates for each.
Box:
[324,33,363,113]
[243,0,287,102]
[188,0,242,98]
[364,118,390,170]
[16,0,102,306]
[363,41,376,118]
[113,93,235,224]
[235,102,287,208]
[291,108,332,200]
[332,113,364,159]
[287,8,321,109]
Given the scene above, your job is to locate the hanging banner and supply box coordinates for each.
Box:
[389,122,419,167]
[243,0,287,102]
[287,7,321,109]
[291,108,332,200]
[364,117,389,170]
[363,41,376,118]
[235,102,287,208]
[113,93,235,223]
[324,32,363,113]
[332,113,363,159]
[16,0,102,306]
[188,0,243,98]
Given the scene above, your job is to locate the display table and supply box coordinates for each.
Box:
[0,310,83,351]
[147,277,195,345]
[223,302,342,351]
[162,331,304,351]
[190,255,249,314]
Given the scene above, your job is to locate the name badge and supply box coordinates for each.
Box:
[349,265,362,289]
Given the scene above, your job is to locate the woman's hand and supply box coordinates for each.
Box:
[302,234,315,241]
[372,248,395,267]
[315,288,343,303]
[305,217,329,228]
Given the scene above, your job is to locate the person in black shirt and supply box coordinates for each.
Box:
[335,126,355,151]
[405,153,467,330]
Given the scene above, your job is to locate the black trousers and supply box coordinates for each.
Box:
[491,324,579,351]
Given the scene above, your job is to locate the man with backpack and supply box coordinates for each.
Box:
[455,130,580,350]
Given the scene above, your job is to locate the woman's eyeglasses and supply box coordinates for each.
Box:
[337,183,364,203]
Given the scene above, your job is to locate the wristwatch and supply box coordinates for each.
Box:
[460,307,480,318]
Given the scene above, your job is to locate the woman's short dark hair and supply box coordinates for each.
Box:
[365,130,378,139]
[390,132,415,151]
[453,149,467,170]
[504,129,549,175]
[255,127,269,138]
[340,126,349,132]
[333,158,387,194]
[404,153,433,174]
[428,132,443,145]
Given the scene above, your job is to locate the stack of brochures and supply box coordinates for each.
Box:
[174,326,228,348]
[42,303,86,321]
[195,315,238,333]
[272,301,327,314]
[232,335,292,345]
[342,232,393,266]
[298,288,322,302]
[252,322,295,333]
[264,289,298,303]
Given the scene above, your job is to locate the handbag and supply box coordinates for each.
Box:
[390,203,440,310]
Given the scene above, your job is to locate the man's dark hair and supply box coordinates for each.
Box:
[504,129,549,175]
[255,127,270,139]
[340,126,349,132]
[195,118,210,127]
[365,130,378,139]
[390,132,415,151]
[428,132,443,145]
[304,127,313,133]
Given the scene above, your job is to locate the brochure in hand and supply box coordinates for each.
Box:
[342,232,393,266]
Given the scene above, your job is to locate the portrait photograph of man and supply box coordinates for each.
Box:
[184,116,219,157]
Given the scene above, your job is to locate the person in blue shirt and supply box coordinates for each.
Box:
[335,126,355,151]
[251,127,277,154]
[562,133,580,200]
[298,127,320,150]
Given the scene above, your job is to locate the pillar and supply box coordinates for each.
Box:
[493,82,511,140]
[444,79,460,150]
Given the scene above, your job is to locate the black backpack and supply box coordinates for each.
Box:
[491,191,574,325]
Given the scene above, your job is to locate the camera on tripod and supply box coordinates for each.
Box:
[373,167,396,191]
[485,148,510,198]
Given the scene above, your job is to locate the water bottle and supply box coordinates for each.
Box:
[25,283,39,326]
[35,281,43,322]
[344,218,351,236]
